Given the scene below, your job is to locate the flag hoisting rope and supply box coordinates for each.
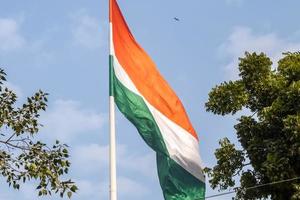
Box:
[109,0,205,199]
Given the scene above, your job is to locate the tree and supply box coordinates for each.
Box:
[205,52,300,199]
[0,69,77,198]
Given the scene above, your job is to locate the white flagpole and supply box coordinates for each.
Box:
[109,95,117,200]
[109,0,117,199]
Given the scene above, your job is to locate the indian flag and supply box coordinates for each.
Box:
[109,0,205,199]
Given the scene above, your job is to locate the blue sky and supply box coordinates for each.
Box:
[1,0,300,200]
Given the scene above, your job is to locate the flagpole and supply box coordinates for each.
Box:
[109,1,117,200]
[109,95,117,200]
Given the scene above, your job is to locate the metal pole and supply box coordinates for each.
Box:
[109,96,117,200]
[109,1,117,199]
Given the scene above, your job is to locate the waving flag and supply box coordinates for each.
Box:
[109,0,205,199]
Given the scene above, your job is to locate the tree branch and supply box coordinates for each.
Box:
[233,163,252,176]
[0,140,30,151]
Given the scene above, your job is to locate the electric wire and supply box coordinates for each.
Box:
[197,176,300,199]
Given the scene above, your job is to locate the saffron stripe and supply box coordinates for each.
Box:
[110,0,198,140]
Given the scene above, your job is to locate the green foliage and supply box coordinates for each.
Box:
[205,52,300,199]
[0,69,77,198]
[204,138,245,190]
[205,80,248,115]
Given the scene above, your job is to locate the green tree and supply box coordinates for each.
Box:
[205,52,300,199]
[0,69,77,198]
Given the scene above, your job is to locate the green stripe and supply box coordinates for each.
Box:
[110,56,205,200]
[157,153,206,200]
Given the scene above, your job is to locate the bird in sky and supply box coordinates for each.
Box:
[174,17,180,21]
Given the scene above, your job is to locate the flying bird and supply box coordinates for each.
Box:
[174,17,180,21]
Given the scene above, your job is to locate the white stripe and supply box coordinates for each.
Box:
[110,23,140,95]
[148,104,206,182]
[110,26,205,182]
[109,23,114,55]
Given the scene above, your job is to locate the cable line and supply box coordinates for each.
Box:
[198,176,300,199]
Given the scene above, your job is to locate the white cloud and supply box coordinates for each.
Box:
[72,144,109,174]
[118,145,157,178]
[118,176,150,197]
[71,11,104,49]
[72,143,156,178]
[75,180,104,199]
[0,17,55,68]
[70,144,153,199]
[219,26,300,79]
[40,99,106,141]
[26,39,55,68]
[0,18,26,51]
[0,182,38,200]
[0,177,149,200]
[75,176,149,200]
[37,99,153,199]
